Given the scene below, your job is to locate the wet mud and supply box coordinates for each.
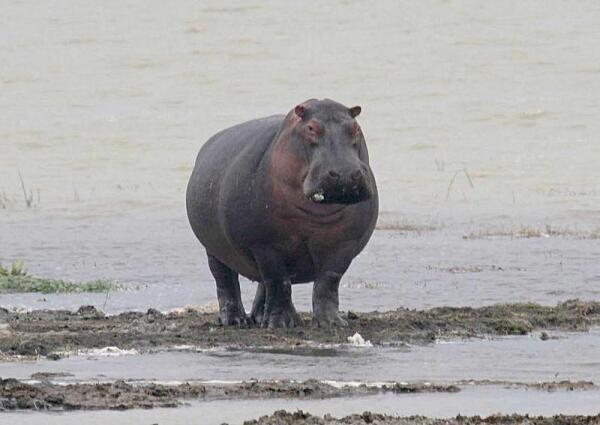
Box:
[0,300,599,357]
[0,378,458,411]
[238,410,600,425]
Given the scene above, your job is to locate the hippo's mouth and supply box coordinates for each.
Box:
[307,186,371,205]
[309,190,325,203]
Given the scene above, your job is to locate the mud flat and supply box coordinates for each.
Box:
[0,300,599,358]
[239,410,600,425]
[0,378,458,411]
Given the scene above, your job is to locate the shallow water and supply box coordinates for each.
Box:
[1,215,600,314]
[2,0,600,420]
[3,329,600,385]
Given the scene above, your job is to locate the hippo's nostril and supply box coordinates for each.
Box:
[351,170,362,181]
[328,170,340,179]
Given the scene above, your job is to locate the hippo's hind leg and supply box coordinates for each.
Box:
[207,254,247,326]
[252,247,301,329]
[249,282,265,325]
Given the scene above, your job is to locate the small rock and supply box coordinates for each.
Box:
[146,308,162,317]
[76,305,104,318]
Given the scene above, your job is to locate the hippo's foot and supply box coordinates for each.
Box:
[312,309,348,328]
[261,280,301,329]
[261,302,301,329]
[249,307,264,326]
[208,254,247,326]
[216,301,247,327]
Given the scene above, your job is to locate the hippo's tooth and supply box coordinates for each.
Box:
[312,192,325,202]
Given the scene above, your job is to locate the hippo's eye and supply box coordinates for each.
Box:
[304,122,320,144]
[306,125,318,145]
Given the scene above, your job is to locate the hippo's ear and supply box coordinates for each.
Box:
[349,105,362,118]
[294,104,306,119]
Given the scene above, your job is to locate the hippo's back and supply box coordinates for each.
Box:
[186,115,284,278]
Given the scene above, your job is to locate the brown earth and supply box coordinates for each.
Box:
[0,300,599,358]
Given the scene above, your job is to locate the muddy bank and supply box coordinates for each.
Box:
[0,300,599,357]
[238,410,600,425]
[0,378,458,411]
[459,380,597,392]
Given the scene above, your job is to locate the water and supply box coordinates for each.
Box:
[1,0,599,223]
[1,0,600,421]
[1,0,599,311]
[3,333,600,422]
[1,217,599,313]
[3,329,600,384]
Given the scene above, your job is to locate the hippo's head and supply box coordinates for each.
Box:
[285,99,374,205]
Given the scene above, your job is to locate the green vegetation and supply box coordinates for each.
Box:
[0,260,27,277]
[0,261,121,294]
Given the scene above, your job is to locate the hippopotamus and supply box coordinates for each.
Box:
[186,98,378,328]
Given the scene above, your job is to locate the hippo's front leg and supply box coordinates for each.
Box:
[252,247,301,329]
[312,271,348,328]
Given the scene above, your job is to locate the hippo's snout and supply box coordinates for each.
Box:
[306,167,372,205]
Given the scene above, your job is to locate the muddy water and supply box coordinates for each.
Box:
[2,0,600,421]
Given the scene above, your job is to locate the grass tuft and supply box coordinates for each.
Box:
[0,261,27,276]
[0,261,121,294]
